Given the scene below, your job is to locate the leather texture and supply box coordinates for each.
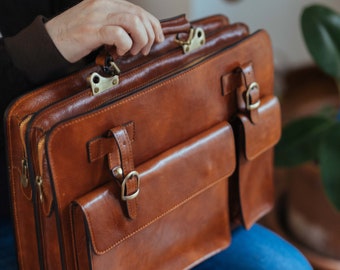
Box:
[72,122,234,269]
[5,14,280,270]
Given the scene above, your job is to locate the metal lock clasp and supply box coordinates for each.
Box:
[175,27,206,54]
[89,61,121,96]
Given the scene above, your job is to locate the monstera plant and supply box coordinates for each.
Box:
[275,4,340,210]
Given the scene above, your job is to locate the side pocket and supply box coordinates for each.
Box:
[231,96,281,229]
[70,121,236,270]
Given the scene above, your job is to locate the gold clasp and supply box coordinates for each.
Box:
[175,27,206,54]
[89,61,120,95]
[246,82,261,110]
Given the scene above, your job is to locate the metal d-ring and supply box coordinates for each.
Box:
[121,170,140,201]
[246,82,261,110]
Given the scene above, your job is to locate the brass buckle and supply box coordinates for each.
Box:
[246,82,261,110]
[175,27,206,54]
[121,170,140,201]
[88,61,120,95]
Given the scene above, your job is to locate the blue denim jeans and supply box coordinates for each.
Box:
[0,219,311,270]
[193,224,312,270]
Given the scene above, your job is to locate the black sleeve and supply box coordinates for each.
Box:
[3,16,74,89]
[0,37,31,110]
[0,15,83,217]
[1,15,87,111]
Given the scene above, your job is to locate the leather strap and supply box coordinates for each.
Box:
[237,62,260,124]
[87,122,134,163]
[221,62,260,124]
[107,126,138,220]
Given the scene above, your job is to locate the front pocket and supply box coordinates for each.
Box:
[71,122,236,270]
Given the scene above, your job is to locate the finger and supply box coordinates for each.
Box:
[111,0,163,43]
[139,18,155,55]
[146,12,164,43]
[106,13,149,55]
[98,25,133,56]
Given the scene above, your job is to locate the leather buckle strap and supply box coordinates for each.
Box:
[237,62,260,124]
[221,62,260,124]
[107,126,139,220]
[246,82,261,111]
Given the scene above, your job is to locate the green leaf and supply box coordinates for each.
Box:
[275,116,334,167]
[319,123,340,210]
[301,4,340,79]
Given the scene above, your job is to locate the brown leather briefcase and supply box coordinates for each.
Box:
[5,14,281,270]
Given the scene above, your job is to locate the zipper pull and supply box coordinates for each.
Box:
[35,135,54,216]
[36,137,46,203]
[21,158,29,188]
[36,176,44,202]
[19,115,33,189]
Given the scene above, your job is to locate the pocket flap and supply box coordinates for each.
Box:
[239,96,281,160]
[72,122,235,255]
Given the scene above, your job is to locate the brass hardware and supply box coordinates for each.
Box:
[36,176,43,202]
[121,170,140,201]
[112,166,123,180]
[89,72,119,96]
[19,115,32,188]
[21,158,29,188]
[105,61,121,75]
[175,27,206,54]
[89,61,120,95]
[36,137,45,203]
[246,82,261,110]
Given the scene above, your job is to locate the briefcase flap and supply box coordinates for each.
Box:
[72,122,235,258]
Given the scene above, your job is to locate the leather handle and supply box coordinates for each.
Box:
[160,14,191,35]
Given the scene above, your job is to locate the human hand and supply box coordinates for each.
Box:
[45,0,164,63]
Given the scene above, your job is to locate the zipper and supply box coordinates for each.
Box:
[34,135,48,270]
[19,115,33,190]
[36,136,46,204]
[33,134,55,217]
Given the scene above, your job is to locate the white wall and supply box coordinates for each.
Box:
[129,0,340,71]
[130,0,190,19]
